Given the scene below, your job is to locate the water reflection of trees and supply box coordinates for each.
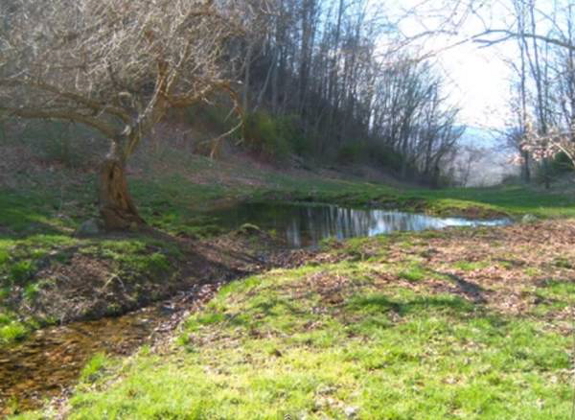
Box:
[284,206,507,247]
[217,203,509,248]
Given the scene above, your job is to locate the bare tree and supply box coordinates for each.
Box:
[476,1,575,170]
[0,0,263,229]
[241,0,462,184]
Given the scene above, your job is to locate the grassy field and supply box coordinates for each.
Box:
[13,219,575,419]
[2,147,575,418]
[2,151,575,346]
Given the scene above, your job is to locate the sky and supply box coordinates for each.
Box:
[384,0,520,130]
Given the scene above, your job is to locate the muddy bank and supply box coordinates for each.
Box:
[0,282,222,416]
[3,229,282,339]
[0,229,309,415]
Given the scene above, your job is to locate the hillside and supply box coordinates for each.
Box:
[4,0,575,418]
[1,135,575,417]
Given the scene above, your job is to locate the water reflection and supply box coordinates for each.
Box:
[213,203,511,248]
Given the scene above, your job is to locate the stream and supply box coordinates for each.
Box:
[1,307,166,412]
[0,203,511,415]
[0,283,220,415]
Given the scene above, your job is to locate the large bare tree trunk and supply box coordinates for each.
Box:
[98,141,145,230]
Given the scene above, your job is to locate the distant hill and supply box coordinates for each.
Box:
[454,126,519,187]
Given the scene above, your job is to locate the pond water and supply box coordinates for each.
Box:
[212,202,511,247]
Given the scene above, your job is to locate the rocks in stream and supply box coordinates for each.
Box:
[75,219,102,237]
[521,214,538,224]
[236,223,262,235]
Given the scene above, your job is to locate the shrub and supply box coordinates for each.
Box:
[186,101,241,138]
[534,153,574,186]
[243,112,303,161]
[550,152,574,174]
[501,174,523,185]
[365,141,404,173]
[337,142,366,165]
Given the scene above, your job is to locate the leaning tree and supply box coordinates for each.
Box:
[0,0,264,229]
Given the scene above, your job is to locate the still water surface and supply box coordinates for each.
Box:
[212,202,511,247]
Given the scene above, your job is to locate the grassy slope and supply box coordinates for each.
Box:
[1,151,575,345]
[16,221,575,419]
[0,176,183,344]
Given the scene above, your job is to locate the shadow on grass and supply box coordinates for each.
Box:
[347,292,511,333]
[433,271,487,304]
[348,294,476,317]
[0,189,71,238]
[220,298,310,331]
[535,278,575,289]
[208,290,494,331]
[0,213,67,238]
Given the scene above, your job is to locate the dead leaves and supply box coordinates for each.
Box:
[289,220,575,327]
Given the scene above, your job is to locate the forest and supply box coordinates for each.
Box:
[0,0,574,418]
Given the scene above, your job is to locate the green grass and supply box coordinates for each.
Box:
[28,255,571,419]
[397,262,427,281]
[453,261,491,272]
[3,151,574,417]
[80,353,111,383]
[0,317,28,344]
[126,151,575,221]
[409,184,575,218]
[0,182,182,344]
[2,156,574,346]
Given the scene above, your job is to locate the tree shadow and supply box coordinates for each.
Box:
[431,271,487,304]
[224,298,309,330]
[349,294,475,317]
[347,293,509,329]
[0,217,68,239]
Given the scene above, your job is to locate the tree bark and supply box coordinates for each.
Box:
[521,150,531,183]
[98,141,145,230]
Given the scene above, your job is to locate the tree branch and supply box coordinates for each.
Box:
[473,29,575,51]
[0,106,117,139]
[0,78,131,123]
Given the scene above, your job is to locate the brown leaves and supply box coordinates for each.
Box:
[312,220,575,321]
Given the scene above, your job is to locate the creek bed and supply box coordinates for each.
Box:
[0,283,219,415]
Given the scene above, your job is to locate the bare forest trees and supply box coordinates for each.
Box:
[0,0,264,229]
[240,0,463,184]
[479,0,575,182]
[1,0,465,231]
